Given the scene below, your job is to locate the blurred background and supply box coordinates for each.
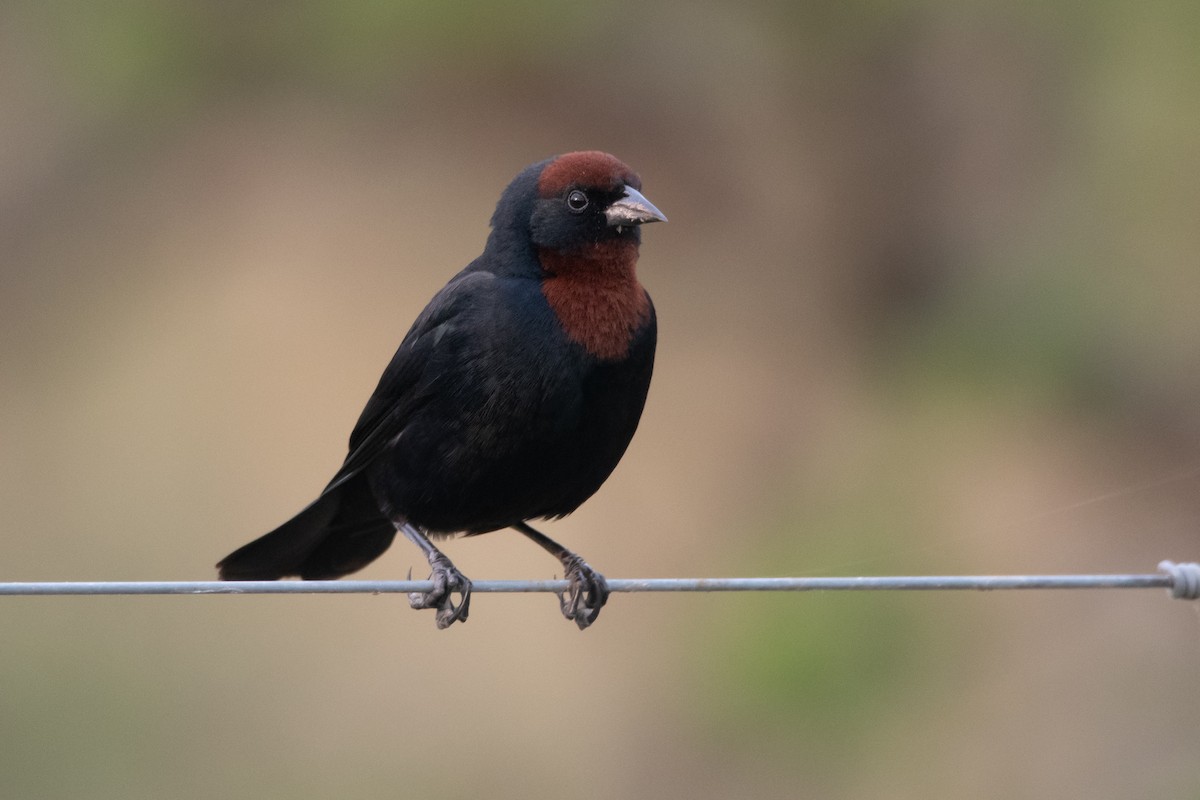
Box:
[2,1,1199,797]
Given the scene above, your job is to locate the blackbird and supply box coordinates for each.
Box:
[217,151,665,629]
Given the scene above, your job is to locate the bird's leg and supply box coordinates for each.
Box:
[512,521,609,630]
[398,522,471,629]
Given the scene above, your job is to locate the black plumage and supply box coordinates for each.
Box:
[217,151,665,628]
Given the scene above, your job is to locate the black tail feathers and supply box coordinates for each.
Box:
[216,474,396,581]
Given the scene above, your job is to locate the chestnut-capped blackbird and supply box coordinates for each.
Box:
[216,151,665,629]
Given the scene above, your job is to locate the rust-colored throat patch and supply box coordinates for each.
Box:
[538,239,650,361]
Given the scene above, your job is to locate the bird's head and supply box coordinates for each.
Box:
[528,151,667,253]
[479,152,664,359]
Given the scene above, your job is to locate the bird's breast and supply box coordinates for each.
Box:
[538,239,651,361]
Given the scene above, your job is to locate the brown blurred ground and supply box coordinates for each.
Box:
[1,2,1198,798]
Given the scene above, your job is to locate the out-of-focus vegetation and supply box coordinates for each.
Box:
[2,2,1198,798]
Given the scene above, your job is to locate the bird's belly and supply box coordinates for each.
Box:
[368,400,626,534]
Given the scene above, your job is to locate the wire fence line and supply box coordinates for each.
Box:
[2,561,1197,600]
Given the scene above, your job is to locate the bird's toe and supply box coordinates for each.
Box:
[557,556,609,630]
[408,554,472,628]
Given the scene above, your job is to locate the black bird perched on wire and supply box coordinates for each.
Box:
[217,151,665,629]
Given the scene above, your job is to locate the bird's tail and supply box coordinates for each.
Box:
[216,473,396,580]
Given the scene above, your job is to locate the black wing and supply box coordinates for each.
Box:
[216,269,501,580]
[327,269,501,492]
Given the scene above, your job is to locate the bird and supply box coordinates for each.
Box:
[216,151,665,629]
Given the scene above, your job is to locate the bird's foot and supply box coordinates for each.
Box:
[407,554,472,629]
[556,555,609,630]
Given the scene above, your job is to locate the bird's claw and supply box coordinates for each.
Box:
[555,555,609,630]
[407,554,472,629]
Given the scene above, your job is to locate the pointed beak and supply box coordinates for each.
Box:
[605,185,668,227]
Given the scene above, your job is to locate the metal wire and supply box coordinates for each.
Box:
[1,561,1196,598]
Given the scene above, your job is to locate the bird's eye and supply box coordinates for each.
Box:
[566,190,589,213]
